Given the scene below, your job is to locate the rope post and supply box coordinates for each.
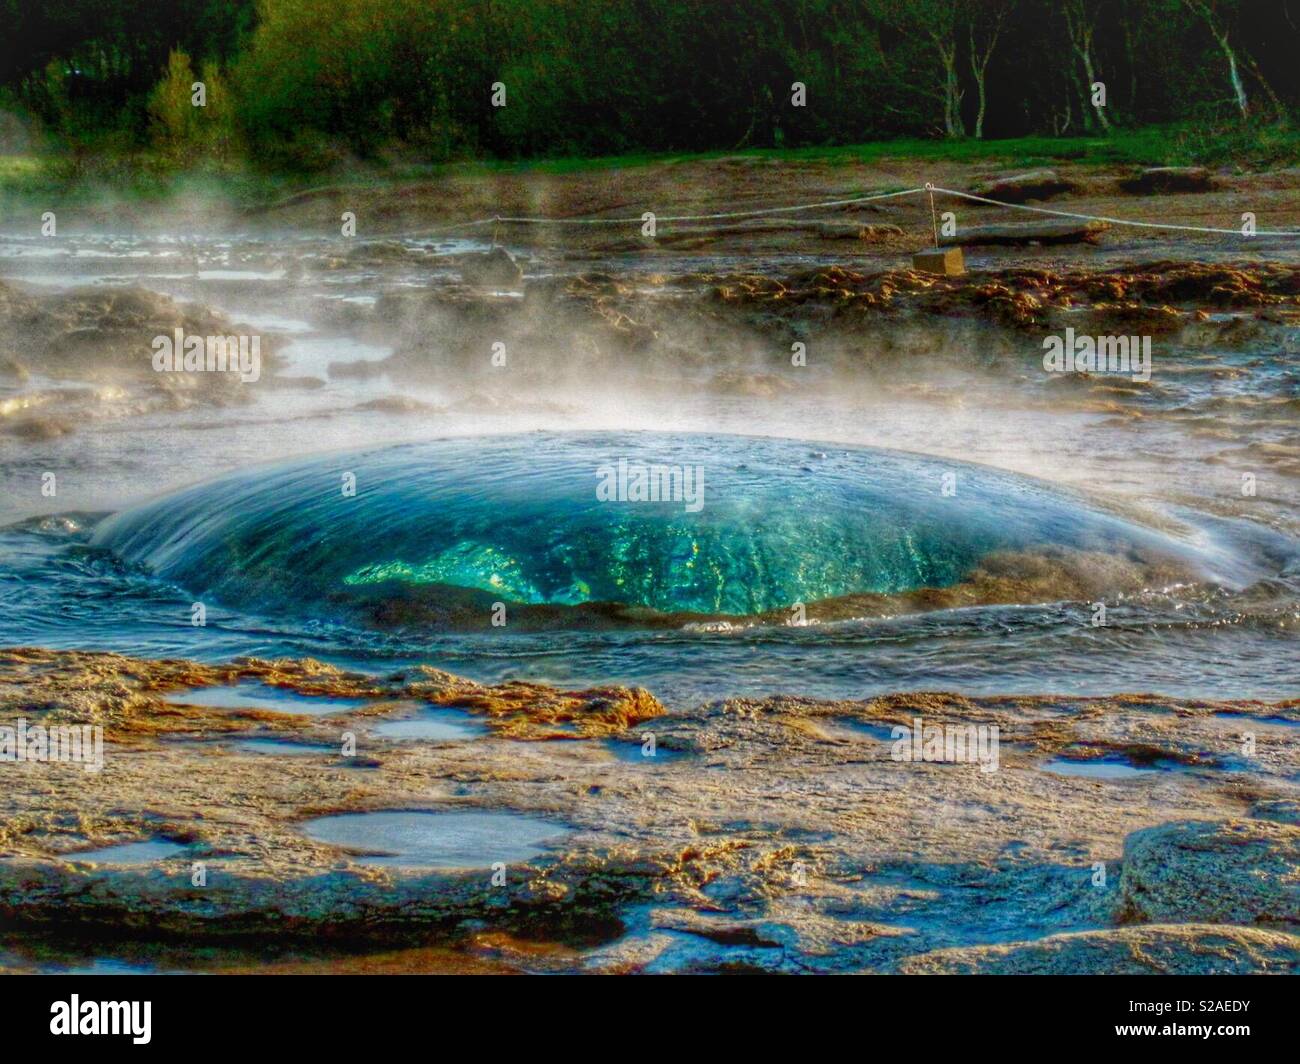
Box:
[913,183,965,277]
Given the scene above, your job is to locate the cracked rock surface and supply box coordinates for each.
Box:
[2,648,1297,973]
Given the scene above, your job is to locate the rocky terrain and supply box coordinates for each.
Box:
[351,258,1300,400]
[2,158,1297,974]
[2,648,1297,973]
[0,282,290,441]
[5,158,1299,440]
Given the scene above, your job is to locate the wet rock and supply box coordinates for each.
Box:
[969,169,1075,203]
[460,248,524,289]
[365,259,1299,396]
[892,924,1300,974]
[1251,799,1300,826]
[943,220,1110,247]
[264,375,326,391]
[1119,167,1217,194]
[351,396,442,415]
[822,222,903,241]
[3,649,1299,966]
[651,220,903,244]
[328,358,388,380]
[0,355,28,380]
[705,372,792,399]
[0,417,75,440]
[345,240,423,265]
[1120,819,1300,927]
[406,674,665,740]
[0,283,286,427]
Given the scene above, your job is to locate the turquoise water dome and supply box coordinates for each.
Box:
[90,432,1190,621]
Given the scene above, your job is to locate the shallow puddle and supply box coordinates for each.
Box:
[1214,712,1300,729]
[1041,757,1171,779]
[234,739,334,756]
[0,928,575,975]
[65,839,188,864]
[605,738,684,763]
[838,720,903,742]
[168,682,368,716]
[372,706,486,741]
[300,810,567,868]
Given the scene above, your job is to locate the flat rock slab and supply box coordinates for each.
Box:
[969,169,1075,203]
[942,220,1110,246]
[4,649,1300,969]
[1120,166,1217,194]
[1120,818,1300,927]
[892,924,1300,974]
[1252,798,1300,825]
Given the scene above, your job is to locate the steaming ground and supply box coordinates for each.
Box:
[1,252,1296,535]
[0,224,1297,705]
[2,229,1298,538]
[1,159,1298,695]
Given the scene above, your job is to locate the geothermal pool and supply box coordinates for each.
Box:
[1,233,1298,705]
[0,429,1293,703]
[88,432,1216,620]
[300,811,568,869]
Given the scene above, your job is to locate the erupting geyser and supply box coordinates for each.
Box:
[90,432,1203,625]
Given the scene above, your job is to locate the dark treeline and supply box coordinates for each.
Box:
[2,0,1298,166]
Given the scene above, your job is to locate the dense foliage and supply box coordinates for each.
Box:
[2,0,1297,166]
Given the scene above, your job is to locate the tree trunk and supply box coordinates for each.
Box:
[1219,36,1249,116]
[1123,6,1138,118]
[927,24,964,139]
[1077,43,1112,131]
[1067,65,1092,132]
[1242,51,1285,120]
[1182,2,1250,117]
[968,13,1006,141]
[941,50,964,137]
[1063,3,1111,133]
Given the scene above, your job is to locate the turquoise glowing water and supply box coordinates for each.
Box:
[88,432,1198,622]
[2,432,1294,703]
[234,739,334,756]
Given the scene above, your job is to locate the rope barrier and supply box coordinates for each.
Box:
[928,185,1300,237]
[496,186,930,224]
[413,182,1300,239]
[412,187,925,235]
